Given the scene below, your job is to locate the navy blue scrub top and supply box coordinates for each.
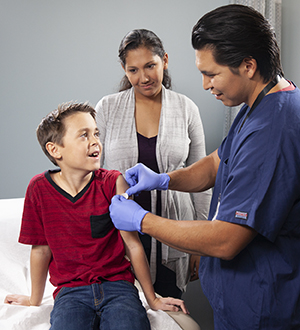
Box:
[200,85,300,329]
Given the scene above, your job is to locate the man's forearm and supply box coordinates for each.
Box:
[168,149,219,193]
[141,213,210,256]
[140,212,257,260]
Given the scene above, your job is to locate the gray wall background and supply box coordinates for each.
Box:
[1,0,228,200]
[1,1,300,329]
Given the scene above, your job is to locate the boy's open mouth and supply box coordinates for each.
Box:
[89,151,99,157]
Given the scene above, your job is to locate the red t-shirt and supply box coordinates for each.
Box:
[19,169,134,298]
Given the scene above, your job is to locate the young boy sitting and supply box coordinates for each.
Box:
[4,102,187,329]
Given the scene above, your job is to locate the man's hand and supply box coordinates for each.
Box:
[125,163,170,197]
[110,195,149,233]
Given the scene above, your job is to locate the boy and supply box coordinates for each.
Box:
[5,102,186,329]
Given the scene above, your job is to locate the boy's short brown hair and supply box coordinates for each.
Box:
[37,101,96,166]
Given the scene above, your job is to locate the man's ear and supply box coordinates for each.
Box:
[46,142,62,161]
[242,57,257,79]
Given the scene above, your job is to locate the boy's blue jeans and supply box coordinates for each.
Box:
[50,280,151,330]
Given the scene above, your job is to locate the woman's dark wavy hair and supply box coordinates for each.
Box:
[118,29,171,91]
[191,4,284,83]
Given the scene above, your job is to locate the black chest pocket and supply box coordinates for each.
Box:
[90,212,114,238]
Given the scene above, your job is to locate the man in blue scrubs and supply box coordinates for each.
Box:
[110,4,300,329]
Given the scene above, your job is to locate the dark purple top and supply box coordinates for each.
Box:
[135,133,161,261]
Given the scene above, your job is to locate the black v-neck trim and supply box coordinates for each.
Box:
[45,170,94,203]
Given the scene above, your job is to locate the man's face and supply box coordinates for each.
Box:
[195,48,250,107]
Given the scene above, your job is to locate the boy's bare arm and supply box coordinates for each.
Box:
[5,245,51,306]
[120,230,187,313]
[115,175,188,313]
[120,230,156,302]
[30,245,52,305]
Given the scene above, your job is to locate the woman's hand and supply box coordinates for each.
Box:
[4,294,31,306]
[189,254,200,281]
[148,296,189,314]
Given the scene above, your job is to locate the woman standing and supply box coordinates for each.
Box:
[95,29,211,298]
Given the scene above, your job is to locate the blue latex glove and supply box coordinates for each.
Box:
[125,163,170,197]
[109,195,149,233]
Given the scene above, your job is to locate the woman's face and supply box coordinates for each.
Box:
[123,46,168,99]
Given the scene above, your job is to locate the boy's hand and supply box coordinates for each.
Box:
[149,297,189,314]
[125,163,170,197]
[4,294,31,306]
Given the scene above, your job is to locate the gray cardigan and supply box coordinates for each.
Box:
[96,86,211,291]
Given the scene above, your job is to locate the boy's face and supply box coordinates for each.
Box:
[57,112,102,174]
